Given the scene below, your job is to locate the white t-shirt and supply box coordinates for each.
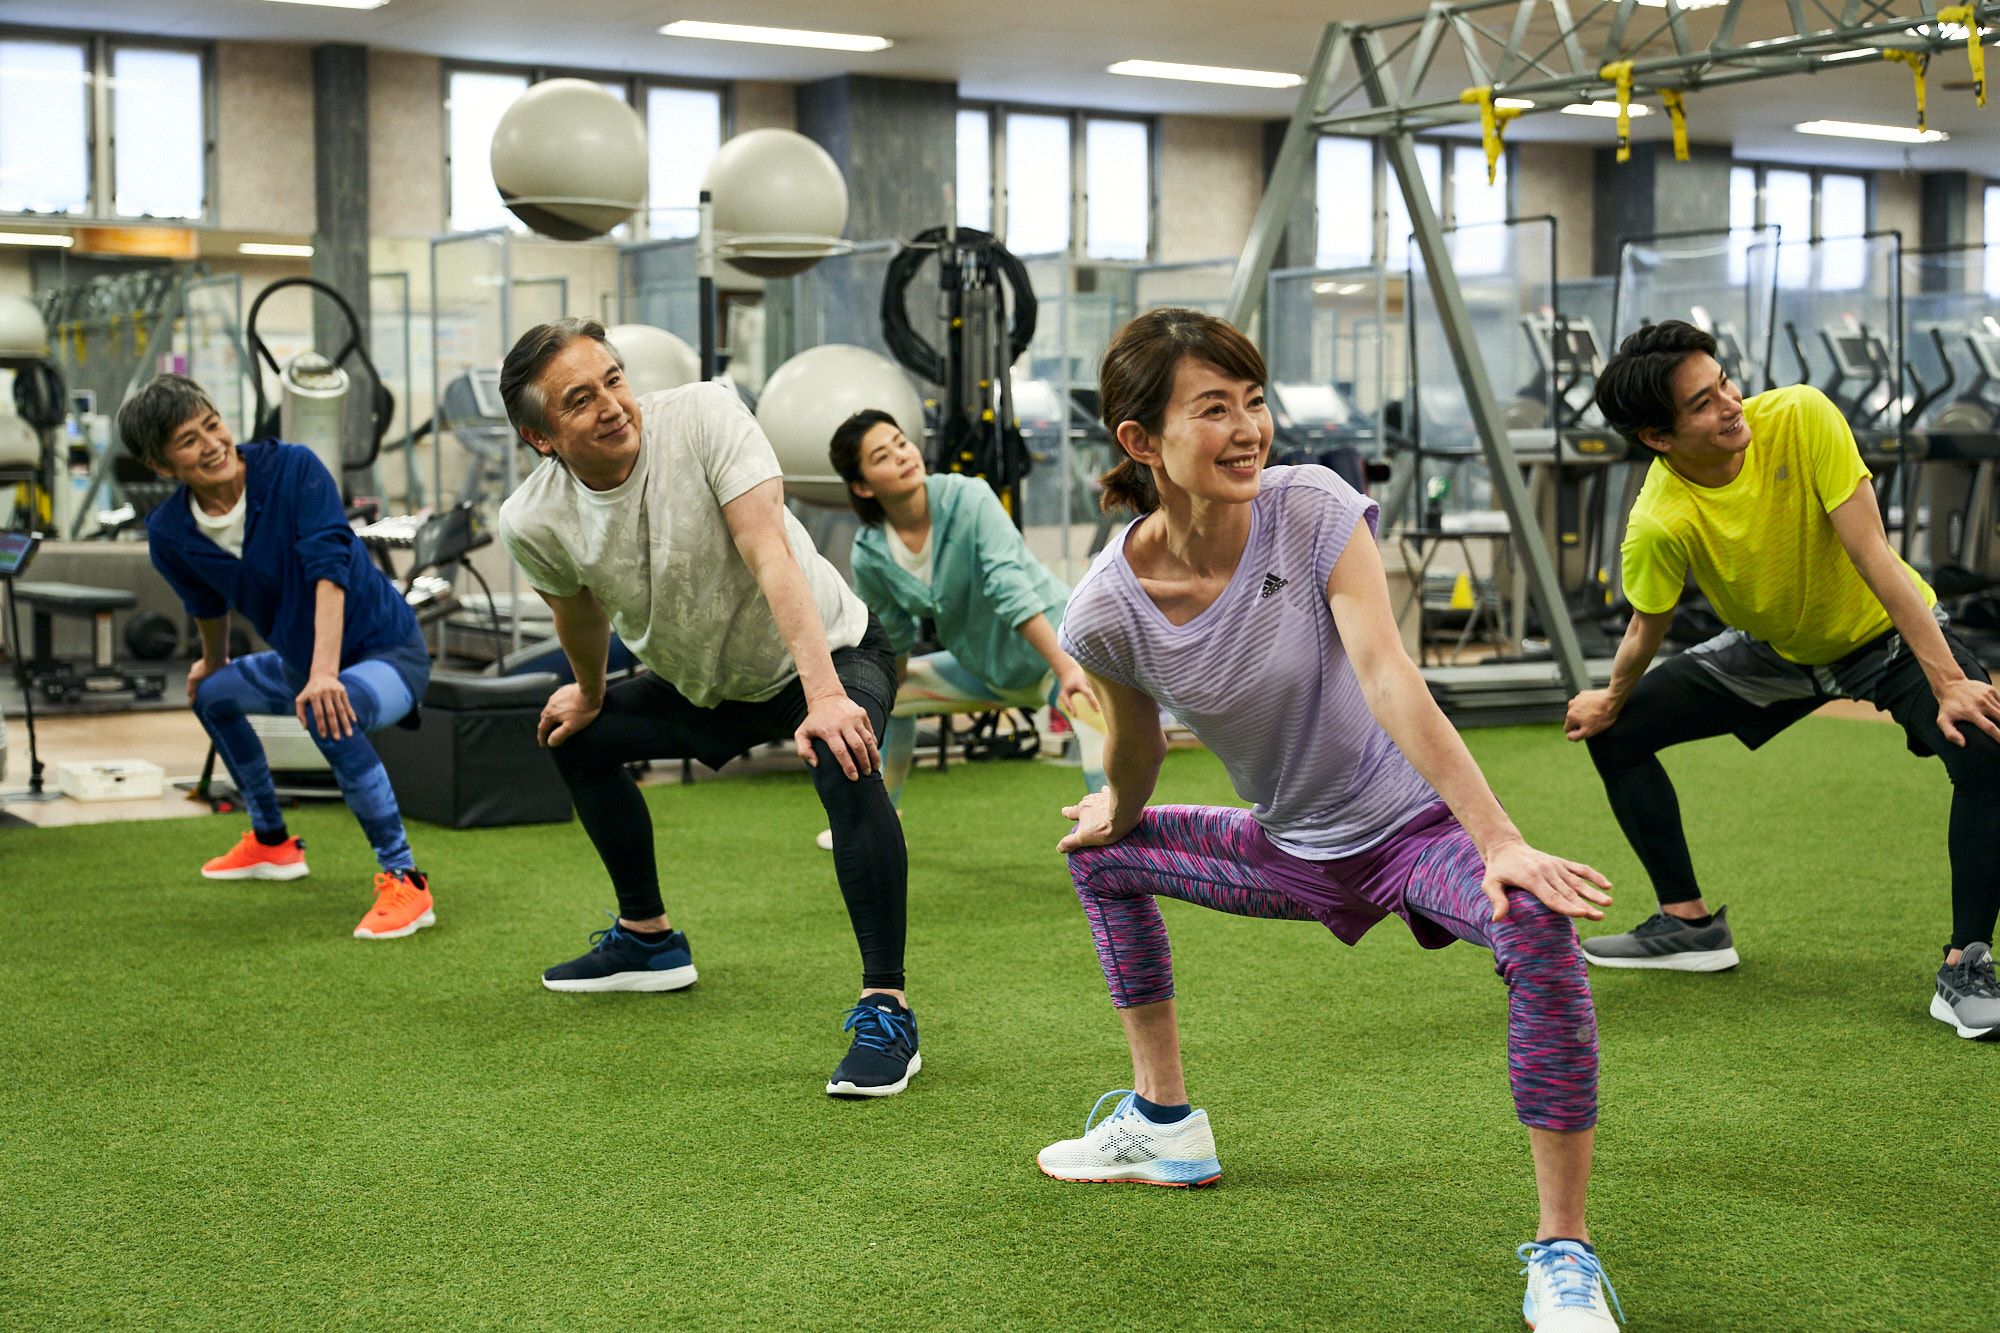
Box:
[189,489,246,559]
[498,381,869,707]
[887,525,932,585]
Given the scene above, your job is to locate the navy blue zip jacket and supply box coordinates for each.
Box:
[146,440,418,675]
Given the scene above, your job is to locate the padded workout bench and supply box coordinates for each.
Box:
[12,581,166,703]
[373,670,572,829]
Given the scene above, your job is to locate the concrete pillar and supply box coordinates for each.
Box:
[1591,141,1733,274]
[794,76,957,245]
[1919,171,1972,251]
[310,44,373,494]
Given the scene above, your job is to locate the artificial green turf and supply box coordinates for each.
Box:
[1,718,1993,1329]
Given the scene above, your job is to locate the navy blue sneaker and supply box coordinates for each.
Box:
[825,995,921,1097]
[542,922,698,993]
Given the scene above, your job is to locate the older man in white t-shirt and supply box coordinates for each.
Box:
[495,318,919,1098]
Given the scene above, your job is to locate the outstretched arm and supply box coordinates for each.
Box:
[1056,669,1164,853]
[1830,483,2000,747]
[534,585,612,747]
[1329,524,1611,920]
[723,477,878,779]
[1565,608,1674,741]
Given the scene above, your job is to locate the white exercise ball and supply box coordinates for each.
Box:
[491,79,647,241]
[703,129,849,278]
[0,295,48,359]
[757,345,926,507]
[604,324,699,396]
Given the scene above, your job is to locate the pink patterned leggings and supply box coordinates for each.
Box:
[1066,805,1599,1131]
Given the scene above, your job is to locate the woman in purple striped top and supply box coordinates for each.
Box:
[1034,310,1624,1332]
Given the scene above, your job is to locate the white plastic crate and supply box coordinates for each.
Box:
[54,759,165,802]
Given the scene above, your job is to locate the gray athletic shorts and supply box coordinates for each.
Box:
[1681,604,1952,708]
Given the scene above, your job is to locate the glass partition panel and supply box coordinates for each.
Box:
[1614,226,1780,395]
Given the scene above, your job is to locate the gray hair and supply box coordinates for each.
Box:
[499,316,623,440]
[119,374,220,472]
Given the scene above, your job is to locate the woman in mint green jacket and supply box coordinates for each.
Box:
[822,410,1106,849]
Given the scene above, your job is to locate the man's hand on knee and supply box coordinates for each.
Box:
[796,692,879,780]
[538,682,603,748]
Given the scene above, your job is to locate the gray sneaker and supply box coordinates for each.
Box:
[1931,942,2000,1040]
[1581,906,1739,972]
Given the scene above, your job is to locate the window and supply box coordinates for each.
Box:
[1317,138,1479,271]
[1764,168,1814,288]
[112,46,205,219]
[1450,144,1509,275]
[963,106,1153,259]
[1004,112,1071,256]
[1987,185,2000,297]
[645,85,722,240]
[447,69,529,233]
[1731,163,1873,289]
[0,35,211,222]
[956,109,991,232]
[1083,118,1148,260]
[0,38,90,215]
[1313,137,1371,269]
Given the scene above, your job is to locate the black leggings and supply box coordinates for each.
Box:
[547,624,909,990]
[1587,636,2000,951]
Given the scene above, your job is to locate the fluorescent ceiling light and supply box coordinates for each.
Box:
[1635,0,1726,7]
[239,242,314,257]
[1108,59,1302,89]
[1823,47,1881,62]
[258,0,390,9]
[0,231,72,247]
[1795,119,1948,143]
[659,20,890,52]
[1495,96,1535,109]
[1562,100,1653,118]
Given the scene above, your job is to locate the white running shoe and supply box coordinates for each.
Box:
[1036,1089,1221,1187]
[1519,1239,1623,1331]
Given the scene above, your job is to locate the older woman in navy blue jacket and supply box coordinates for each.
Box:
[126,374,435,940]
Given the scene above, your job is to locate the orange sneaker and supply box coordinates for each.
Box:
[202,831,309,881]
[353,870,436,940]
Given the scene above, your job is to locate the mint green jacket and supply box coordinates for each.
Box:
[850,473,1070,693]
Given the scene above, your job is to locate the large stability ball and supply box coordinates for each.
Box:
[604,324,699,396]
[757,344,925,507]
[491,79,647,241]
[703,129,849,278]
[0,295,48,358]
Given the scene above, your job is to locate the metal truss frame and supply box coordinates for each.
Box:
[1228,1,1999,691]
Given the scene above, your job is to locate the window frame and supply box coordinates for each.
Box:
[0,25,215,225]
[960,100,1156,261]
[1730,161,1874,243]
[442,59,728,240]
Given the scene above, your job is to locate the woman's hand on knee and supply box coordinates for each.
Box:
[296,672,357,740]
[1058,789,1127,854]
[1480,840,1613,922]
[538,683,602,748]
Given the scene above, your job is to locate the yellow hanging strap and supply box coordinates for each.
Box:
[1660,89,1690,161]
[132,307,148,357]
[1599,60,1636,162]
[70,321,85,364]
[1938,5,1986,108]
[1459,86,1524,184]
[1881,49,1930,131]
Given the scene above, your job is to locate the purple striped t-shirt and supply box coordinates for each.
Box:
[1059,465,1439,859]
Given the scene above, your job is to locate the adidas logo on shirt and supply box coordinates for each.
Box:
[1260,573,1289,599]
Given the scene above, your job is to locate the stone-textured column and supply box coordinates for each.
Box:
[310,44,372,494]
[794,76,957,245]
[1591,141,1733,275]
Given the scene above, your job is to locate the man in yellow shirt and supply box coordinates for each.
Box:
[1564,320,2000,1040]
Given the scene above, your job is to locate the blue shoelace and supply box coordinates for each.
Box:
[840,1003,914,1053]
[1518,1241,1624,1324]
[1083,1089,1139,1133]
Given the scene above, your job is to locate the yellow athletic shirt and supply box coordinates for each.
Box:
[1619,384,1934,665]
